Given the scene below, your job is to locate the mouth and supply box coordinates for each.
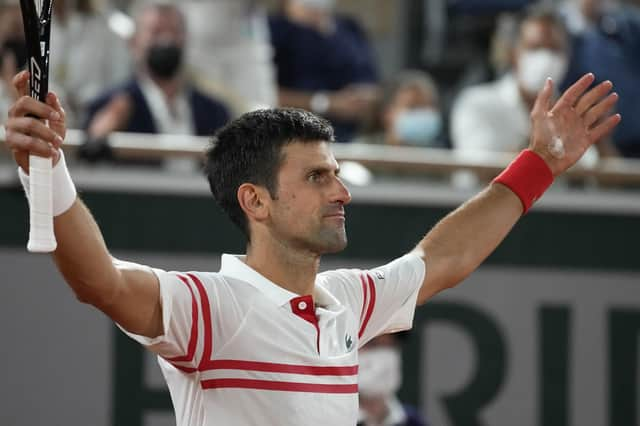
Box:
[323,210,346,220]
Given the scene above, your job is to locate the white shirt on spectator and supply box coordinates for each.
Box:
[119,252,425,426]
[138,76,195,135]
[451,72,530,154]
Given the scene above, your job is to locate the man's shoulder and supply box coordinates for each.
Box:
[187,85,231,128]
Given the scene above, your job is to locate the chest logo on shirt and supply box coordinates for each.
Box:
[345,333,354,352]
[373,270,385,280]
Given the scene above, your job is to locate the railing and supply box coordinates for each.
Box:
[1,128,640,185]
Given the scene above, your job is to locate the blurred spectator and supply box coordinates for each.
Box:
[358,334,428,426]
[451,6,570,154]
[268,0,379,142]
[83,2,230,163]
[0,1,24,124]
[560,0,640,158]
[182,0,277,111]
[357,70,443,148]
[50,0,131,127]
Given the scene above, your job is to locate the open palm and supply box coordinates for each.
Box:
[529,73,620,176]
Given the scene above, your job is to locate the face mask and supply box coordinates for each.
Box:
[393,108,442,146]
[358,347,402,397]
[1,38,28,69]
[517,49,568,94]
[146,44,183,80]
[296,0,335,11]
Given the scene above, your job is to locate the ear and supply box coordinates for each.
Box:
[237,183,271,223]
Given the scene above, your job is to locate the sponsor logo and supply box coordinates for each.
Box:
[345,334,353,352]
[30,57,41,98]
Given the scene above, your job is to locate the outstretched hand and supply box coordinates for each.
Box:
[3,71,67,173]
[528,73,621,177]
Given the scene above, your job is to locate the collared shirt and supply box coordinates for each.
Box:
[138,76,195,136]
[120,253,425,425]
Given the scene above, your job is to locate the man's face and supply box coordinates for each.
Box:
[266,141,352,255]
[514,18,569,94]
[132,8,186,63]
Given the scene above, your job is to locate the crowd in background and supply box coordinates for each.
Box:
[0,2,636,424]
[1,0,639,172]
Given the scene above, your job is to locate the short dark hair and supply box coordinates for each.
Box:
[204,108,334,238]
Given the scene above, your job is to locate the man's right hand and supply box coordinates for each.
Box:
[3,71,66,173]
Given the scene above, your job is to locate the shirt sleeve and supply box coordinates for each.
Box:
[117,268,202,372]
[320,253,426,347]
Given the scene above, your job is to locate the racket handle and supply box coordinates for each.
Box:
[27,154,57,253]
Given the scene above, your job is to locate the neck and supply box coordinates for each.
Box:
[245,238,320,297]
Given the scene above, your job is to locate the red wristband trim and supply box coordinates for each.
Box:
[493,149,554,214]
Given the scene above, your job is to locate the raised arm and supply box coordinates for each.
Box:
[414,74,620,304]
[3,71,162,338]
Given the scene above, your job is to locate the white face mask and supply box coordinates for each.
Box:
[517,49,568,94]
[393,107,442,146]
[358,347,402,397]
[295,0,336,11]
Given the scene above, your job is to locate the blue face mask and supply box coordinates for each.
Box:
[393,108,442,146]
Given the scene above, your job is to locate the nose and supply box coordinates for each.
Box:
[332,176,352,206]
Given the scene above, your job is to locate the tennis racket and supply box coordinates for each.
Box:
[20,0,56,253]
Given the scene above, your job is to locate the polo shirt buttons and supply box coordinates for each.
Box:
[298,301,307,310]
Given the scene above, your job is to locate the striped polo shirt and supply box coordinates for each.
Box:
[121,253,425,425]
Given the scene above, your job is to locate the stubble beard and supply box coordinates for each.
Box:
[315,225,348,254]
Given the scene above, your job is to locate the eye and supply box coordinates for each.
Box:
[307,171,326,183]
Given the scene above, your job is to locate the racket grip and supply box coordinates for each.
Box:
[27,154,57,253]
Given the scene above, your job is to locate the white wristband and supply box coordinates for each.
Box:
[18,151,77,216]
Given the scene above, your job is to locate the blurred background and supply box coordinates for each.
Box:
[1,0,640,425]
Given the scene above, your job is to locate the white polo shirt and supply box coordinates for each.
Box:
[121,253,425,425]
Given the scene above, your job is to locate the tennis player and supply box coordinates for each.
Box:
[3,70,619,425]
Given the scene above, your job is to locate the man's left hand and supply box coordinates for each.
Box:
[529,73,621,177]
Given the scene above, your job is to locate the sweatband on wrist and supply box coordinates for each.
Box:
[493,149,554,214]
[18,150,77,216]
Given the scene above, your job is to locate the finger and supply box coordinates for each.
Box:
[6,116,64,147]
[589,114,622,144]
[531,78,554,117]
[575,80,613,115]
[11,70,29,97]
[584,92,619,128]
[46,92,66,123]
[8,96,61,121]
[553,73,595,111]
[6,131,57,158]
